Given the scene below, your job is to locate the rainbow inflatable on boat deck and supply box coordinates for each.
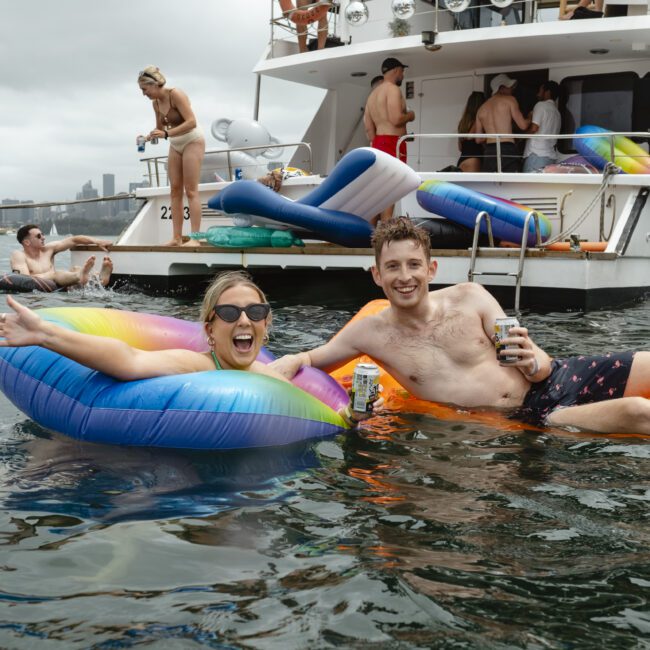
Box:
[0,308,349,449]
[417,180,552,246]
[574,125,650,174]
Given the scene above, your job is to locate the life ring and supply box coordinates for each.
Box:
[0,307,350,449]
[574,125,650,175]
[279,0,330,25]
[0,273,58,293]
[328,300,541,432]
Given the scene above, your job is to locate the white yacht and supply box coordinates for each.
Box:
[71,0,650,309]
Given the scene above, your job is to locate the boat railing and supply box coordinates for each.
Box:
[268,0,572,58]
[398,131,650,173]
[139,141,314,187]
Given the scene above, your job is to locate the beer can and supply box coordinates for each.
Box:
[150,137,159,145]
[351,363,380,413]
[136,136,146,153]
[234,168,243,181]
[495,317,520,364]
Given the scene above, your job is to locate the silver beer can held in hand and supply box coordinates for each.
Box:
[494,317,520,364]
[150,136,159,145]
[351,363,380,413]
[136,136,146,152]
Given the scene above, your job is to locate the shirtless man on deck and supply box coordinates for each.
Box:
[271,217,650,435]
[11,224,113,289]
[364,57,415,224]
[475,74,531,173]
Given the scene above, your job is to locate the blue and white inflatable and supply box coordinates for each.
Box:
[208,147,421,247]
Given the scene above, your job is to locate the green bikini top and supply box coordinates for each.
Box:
[211,350,223,370]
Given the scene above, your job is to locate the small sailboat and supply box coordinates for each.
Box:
[49,222,58,236]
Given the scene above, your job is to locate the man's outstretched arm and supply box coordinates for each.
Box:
[270,320,367,379]
[49,235,112,254]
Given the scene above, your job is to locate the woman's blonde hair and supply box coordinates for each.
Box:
[200,270,270,323]
[138,65,166,86]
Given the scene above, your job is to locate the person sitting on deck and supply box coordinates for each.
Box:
[11,224,113,290]
[270,217,650,435]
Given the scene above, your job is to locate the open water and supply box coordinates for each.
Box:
[0,236,649,649]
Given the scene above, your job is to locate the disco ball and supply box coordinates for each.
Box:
[490,0,513,8]
[391,0,415,19]
[345,0,369,26]
[443,0,471,12]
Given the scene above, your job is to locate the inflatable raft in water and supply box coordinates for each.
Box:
[0,273,58,293]
[0,308,350,449]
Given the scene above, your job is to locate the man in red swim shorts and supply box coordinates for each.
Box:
[364,57,415,224]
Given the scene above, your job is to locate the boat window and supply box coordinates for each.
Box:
[633,74,650,133]
[559,72,637,153]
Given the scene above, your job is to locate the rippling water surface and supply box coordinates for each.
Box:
[0,239,649,648]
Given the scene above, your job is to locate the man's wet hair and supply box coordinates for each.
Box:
[17,224,39,244]
[371,216,431,262]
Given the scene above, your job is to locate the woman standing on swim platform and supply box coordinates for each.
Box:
[137,66,205,247]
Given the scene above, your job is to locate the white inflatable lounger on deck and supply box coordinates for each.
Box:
[208,148,421,247]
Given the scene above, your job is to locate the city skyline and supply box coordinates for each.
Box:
[2,2,324,203]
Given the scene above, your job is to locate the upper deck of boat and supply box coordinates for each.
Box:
[257,6,650,88]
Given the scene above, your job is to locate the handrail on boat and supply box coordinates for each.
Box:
[267,0,562,57]
[469,210,541,311]
[139,141,314,187]
[398,131,650,173]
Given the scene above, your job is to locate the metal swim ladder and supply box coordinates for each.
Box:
[468,210,542,311]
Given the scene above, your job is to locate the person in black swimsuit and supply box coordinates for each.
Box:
[456,91,485,172]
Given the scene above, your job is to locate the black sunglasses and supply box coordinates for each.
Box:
[33,233,44,239]
[208,303,271,323]
[138,71,157,81]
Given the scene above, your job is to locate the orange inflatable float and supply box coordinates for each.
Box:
[279,0,330,25]
[328,300,542,433]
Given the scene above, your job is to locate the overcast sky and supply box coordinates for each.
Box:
[1,1,324,202]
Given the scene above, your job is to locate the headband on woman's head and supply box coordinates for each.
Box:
[137,66,165,86]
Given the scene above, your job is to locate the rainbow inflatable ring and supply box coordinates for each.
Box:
[0,308,350,449]
[574,125,650,175]
[417,180,552,247]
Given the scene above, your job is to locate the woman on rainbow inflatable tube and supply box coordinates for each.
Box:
[271,217,650,435]
[0,271,382,435]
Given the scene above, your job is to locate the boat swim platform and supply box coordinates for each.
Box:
[71,243,647,311]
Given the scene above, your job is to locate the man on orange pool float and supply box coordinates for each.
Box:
[271,217,650,435]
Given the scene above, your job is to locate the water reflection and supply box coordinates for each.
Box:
[0,421,322,524]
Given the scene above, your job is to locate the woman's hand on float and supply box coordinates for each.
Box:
[0,296,47,348]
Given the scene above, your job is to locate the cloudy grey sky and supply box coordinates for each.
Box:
[1,1,324,202]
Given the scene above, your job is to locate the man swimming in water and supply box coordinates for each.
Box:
[11,224,113,289]
[271,217,650,435]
